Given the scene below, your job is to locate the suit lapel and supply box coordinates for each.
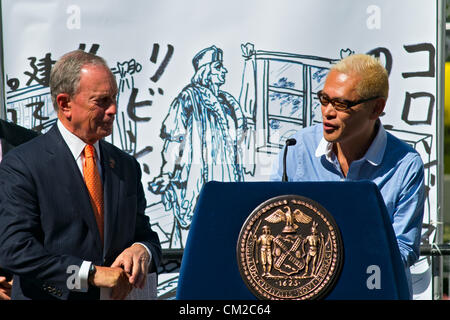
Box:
[100,141,121,258]
[45,126,104,250]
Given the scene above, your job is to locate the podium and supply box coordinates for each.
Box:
[176,181,410,300]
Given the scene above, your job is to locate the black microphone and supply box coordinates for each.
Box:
[282,138,297,182]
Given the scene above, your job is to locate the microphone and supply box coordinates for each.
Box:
[282,138,297,182]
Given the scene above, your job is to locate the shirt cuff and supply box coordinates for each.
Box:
[71,260,91,292]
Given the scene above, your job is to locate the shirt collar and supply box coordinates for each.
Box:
[315,121,387,166]
[57,120,101,161]
[315,136,334,161]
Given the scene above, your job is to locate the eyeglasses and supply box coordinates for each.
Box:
[317,90,380,111]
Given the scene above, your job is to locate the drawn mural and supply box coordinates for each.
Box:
[0,0,441,299]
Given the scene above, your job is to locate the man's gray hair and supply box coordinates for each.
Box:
[49,50,111,111]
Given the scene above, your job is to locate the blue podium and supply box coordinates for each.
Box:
[176,181,409,300]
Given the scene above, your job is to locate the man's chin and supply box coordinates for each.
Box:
[323,131,340,143]
[98,127,113,139]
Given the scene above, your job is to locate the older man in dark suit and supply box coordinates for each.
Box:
[0,119,39,300]
[0,50,161,300]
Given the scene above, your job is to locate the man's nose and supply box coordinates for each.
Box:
[321,102,336,117]
[107,100,117,116]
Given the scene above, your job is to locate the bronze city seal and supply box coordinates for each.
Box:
[237,195,343,300]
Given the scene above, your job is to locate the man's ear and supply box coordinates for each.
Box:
[370,98,386,120]
[56,93,72,120]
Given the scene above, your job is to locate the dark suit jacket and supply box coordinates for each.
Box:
[0,119,39,281]
[0,124,161,300]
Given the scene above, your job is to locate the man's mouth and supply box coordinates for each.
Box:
[323,122,337,132]
[103,120,114,129]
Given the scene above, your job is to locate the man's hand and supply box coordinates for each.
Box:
[89,266,132,300]
[0,276,12,300]
[111,243,150,289]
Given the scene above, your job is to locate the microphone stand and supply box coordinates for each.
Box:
[282,138,296,182]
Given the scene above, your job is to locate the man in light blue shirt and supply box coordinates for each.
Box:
[271,54,425,296]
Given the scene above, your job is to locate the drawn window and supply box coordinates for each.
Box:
[239,43,336,154]
[310,66,328,124]
[269,61,304,90]
[267,61,305,146]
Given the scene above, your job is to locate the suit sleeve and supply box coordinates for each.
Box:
[132,158,162,273]
[0,151,83,299]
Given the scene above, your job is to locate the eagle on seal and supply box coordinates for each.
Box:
[265,206,312,232]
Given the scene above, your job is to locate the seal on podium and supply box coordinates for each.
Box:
[237,195,343,300]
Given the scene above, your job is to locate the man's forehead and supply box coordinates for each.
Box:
[79,65,116,86]
[326,69,358,83]
[334,72,351,83]
[324,70,360,94]
[80,64,112,76]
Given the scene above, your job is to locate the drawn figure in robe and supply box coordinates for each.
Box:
[149,45,248,247]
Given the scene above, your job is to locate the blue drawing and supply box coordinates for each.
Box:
[109,58,143,155]
[149,45,248,248]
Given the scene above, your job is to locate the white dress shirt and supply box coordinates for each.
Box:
[57,121,102,293]
[56,121,151,298]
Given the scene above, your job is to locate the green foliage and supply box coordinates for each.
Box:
[448,0,450,21]
[444,224,450,243]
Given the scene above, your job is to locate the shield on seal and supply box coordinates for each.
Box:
[272,234,305,275]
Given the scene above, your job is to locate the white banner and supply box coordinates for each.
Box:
[0,0,442,299]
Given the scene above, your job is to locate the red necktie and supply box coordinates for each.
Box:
[83,145,104,243]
